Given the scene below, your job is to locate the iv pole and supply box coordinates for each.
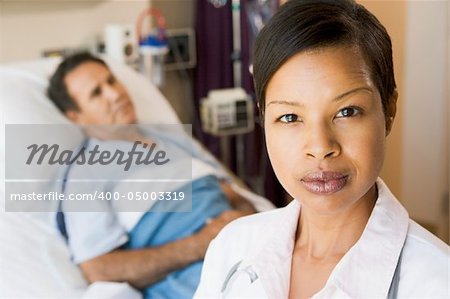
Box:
[232,0,250,180]
[210,0,247,179]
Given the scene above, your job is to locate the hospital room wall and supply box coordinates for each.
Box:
[0,0,148,62]
[150,0,196,125]
[400,1,449,243]
[361,0,449,242]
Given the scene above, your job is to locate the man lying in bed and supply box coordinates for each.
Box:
[47,52,256,299]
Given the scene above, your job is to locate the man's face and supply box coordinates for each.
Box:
[64,62,137,125]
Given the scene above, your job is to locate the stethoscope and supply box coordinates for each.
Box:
[221,261,258,294]
[220,251,403,298]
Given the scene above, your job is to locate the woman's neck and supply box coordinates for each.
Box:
[295,185,377,261]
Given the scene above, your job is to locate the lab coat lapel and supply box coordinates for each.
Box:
[250,200,301,299]
[321,179,409,298]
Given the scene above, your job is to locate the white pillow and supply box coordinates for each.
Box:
[0,56,181,125]
[107,59,181,125]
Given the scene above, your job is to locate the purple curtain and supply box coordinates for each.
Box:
[193,0,234,159]
[194,0,286,207]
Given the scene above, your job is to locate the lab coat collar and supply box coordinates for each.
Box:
[245,178,409,299]
[324,179,409,298]
[239,197,300,299]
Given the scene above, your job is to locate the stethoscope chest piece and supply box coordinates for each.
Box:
[221,260,259,295]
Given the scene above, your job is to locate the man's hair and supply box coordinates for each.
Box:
[253,0,396,119]
[47,52,107,113]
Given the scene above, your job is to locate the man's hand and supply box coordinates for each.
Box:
[79,210,250,289]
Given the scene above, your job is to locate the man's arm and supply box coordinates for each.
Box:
[79,210,245,289]
[219,181,257,212]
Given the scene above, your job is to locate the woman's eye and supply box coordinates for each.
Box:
[278,114,299,123]
[336,107,361,118]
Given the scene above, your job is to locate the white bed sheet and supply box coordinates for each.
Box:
[0,212,141,298]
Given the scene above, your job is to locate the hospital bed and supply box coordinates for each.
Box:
[0,57,274,298]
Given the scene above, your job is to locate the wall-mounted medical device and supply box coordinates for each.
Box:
[104,24,137,66]
[165,28,196,71]
[102,8,195,87]
[201,88,254,136]
[136,7,168,87]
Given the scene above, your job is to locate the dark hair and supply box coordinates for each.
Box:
[47,52,107,113]
[254,0,396,118]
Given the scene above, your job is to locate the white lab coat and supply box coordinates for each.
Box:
[194,179,450,298]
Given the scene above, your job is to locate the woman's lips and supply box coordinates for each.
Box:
[301,171,348,195]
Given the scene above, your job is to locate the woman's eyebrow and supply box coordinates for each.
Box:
[333,87,373,102]
[266,87,373,108]
[266,100,302,108]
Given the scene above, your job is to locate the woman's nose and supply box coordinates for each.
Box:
[303,122,341,160]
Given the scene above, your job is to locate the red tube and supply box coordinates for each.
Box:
[135,7,167,44]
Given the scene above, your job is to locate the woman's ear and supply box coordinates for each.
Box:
[385,89,398,136]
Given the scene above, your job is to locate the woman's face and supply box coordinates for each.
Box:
[264,46,389,215]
